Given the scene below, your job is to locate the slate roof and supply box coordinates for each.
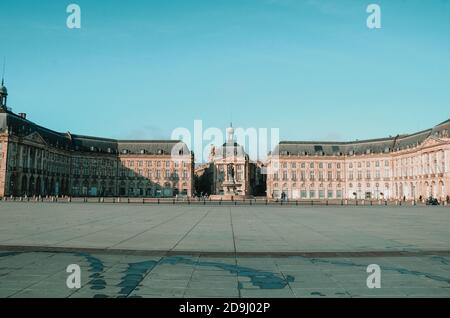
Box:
[0,110,189,155]
[272,119,450,156]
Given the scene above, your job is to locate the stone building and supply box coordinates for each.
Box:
[0,82,194,198]
[267,121,450,201]
[194,125,265,198]
[1,79,449,201]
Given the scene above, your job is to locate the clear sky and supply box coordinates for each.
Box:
[1,0,449,143]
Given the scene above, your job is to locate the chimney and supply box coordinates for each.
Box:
[18,113,27,119]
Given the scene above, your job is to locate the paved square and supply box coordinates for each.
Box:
[0,202,449,298]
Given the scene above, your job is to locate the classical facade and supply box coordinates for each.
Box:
[0,82,194,198]
[1,79,449,201]
[194,125,266,198]
[267,121,450,201]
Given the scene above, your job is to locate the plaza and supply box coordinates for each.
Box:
[0,202,449,298]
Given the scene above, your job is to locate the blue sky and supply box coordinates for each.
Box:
[1,0,449,143]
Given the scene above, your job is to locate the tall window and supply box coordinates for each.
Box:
[300,171,305,181]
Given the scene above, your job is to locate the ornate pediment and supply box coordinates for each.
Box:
[419,136,445,149]
[23,131,47,145]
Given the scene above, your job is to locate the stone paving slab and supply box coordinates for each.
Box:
[0,203,450,298]
[0,251,448,298]
[0,203,449,254]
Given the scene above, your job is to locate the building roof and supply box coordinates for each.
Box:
[272,119,450,156]
[0,110,190,155]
